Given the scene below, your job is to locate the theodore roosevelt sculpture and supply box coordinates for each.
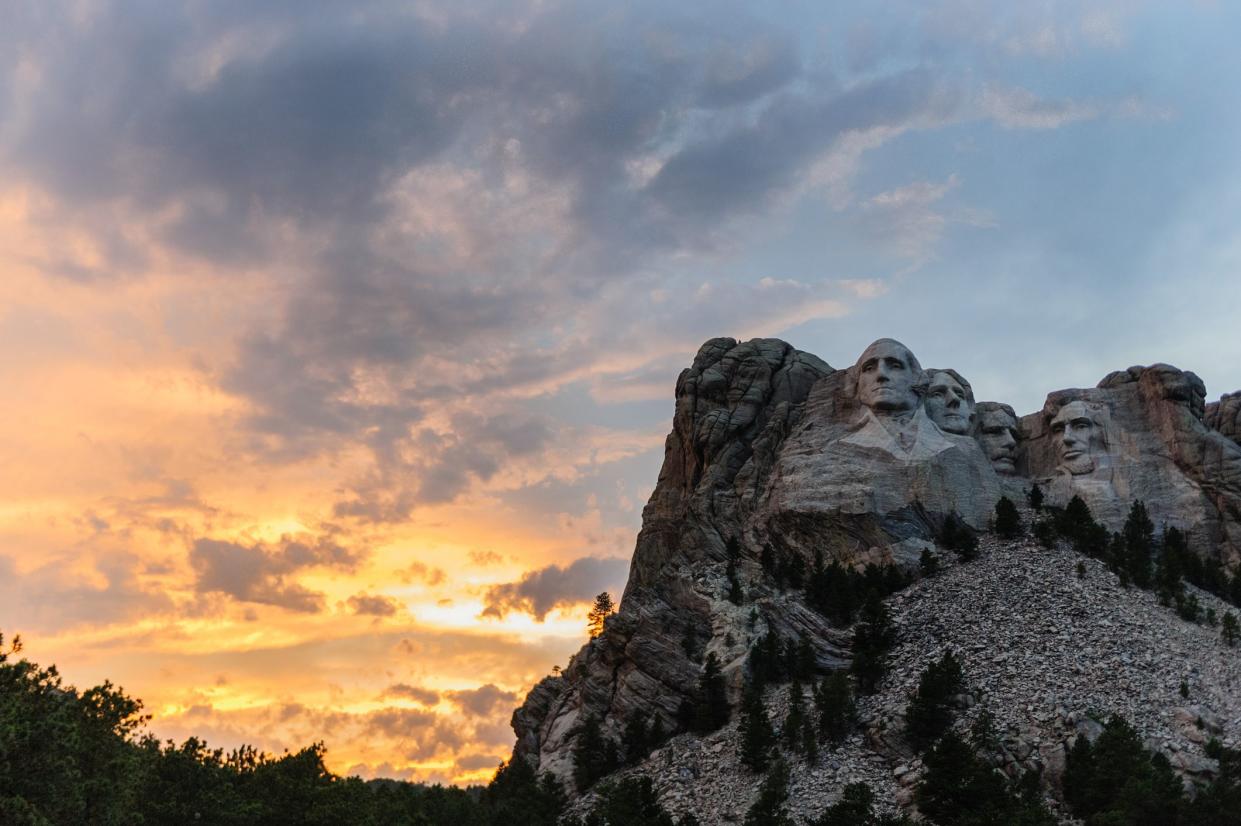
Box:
[975,402,1020,475]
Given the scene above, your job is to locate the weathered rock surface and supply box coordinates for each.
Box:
[1207,391,1241,446]
[761,367,999,568]
[1021,364,1241,567]
[510,337,1241,808]
[567,524,1241,824]
[512,338,843,782]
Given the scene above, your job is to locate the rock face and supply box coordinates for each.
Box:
[1021,364,1241,567]
[512,338,845,782]
[510,337,1241,795]
[1207,391,1241,446]
[567,528,1241,824]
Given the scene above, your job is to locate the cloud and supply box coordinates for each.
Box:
[977,85,1101,130]
[455,752,507,773]
[480,555,629,621]
[644,69,958,226]
[346,593,403,617]
[365,707,438,739]
[398,562,446,586]
[190,534,363,613]
[447,684,518,718]
[330,411,556,522]
[1,1,1158,534]
[381,683,441,706]
[0,551,173,633]
[467,550,505,567]
[858,173,993,261]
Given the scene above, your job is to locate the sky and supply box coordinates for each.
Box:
[3,0,1241,786]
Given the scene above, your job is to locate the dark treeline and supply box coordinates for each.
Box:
[0,631,565,826]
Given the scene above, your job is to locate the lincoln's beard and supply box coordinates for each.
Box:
[1061,452,1095,476]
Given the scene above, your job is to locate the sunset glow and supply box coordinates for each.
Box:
[5,0,1241,787]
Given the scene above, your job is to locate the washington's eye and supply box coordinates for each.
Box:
[862,360,876,372]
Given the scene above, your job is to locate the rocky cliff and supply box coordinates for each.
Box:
[509,336,1241,819]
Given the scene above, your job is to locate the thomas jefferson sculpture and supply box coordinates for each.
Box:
[924,369,976,436]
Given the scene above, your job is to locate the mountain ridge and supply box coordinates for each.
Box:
[508,335,1241,822]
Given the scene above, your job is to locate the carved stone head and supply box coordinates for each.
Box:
[924,369,975,435]
[852,338,924,415]
[1049,399,1109,476]
[975,401,1019,475]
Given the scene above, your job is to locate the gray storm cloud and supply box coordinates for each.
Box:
[480,555,629,621]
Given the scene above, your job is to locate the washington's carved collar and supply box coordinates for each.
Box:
[839,407,956,460]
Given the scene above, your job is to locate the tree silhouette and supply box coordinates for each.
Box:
[588,592,616,638]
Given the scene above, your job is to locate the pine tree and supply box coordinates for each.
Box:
[941,512,978,560]
[1028,483,1044,511]
[1109,532,1130,585]
[587,592,616,639]
[784,553,804,590]
[738,681,775,773]
[815,671,856,744]
[1224,612,1239,647]
[621,710,651,765]
[919,547,939,578]
[1123,501,1155,589]
[784,681,806,753]
[813,783,874,826]
[794,636,816,680]
[905,651,965,752]
[801,714,819,764]
[916,730,1055,825]
[1059,496,1095,548]
[582,776,675,826]
[748,632,785,690]
[573,715,619,791]
[692,653,729,733]
[1062,715,1185,824]
[995,496,1021,539]
[742,759,793,826]
[727,557,744,605]
[1033,518,1056,549]
[850,595,895,694]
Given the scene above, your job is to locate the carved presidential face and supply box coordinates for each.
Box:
[925,370,974,435]
[855,339,920,414]
[1049,400,1104,476]
[977,406,1019,474]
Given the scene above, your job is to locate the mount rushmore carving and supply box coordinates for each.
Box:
[511,335,1241,781]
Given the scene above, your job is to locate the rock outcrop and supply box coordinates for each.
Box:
[1021,364,1241,568]
[567,527,1241,824]
[1207,390,1241,446]
[512,338,843,781]
[510,336,1241,803]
